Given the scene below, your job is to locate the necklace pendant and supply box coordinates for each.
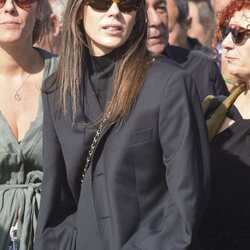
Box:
[14,92,21,101]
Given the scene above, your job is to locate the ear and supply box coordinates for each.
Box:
[49,13,62,37]
[186,15,192,30]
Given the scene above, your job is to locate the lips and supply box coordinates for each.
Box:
[1,20,20,25]
[148,34,164,44]
[0,20,20,29]
[103,25,122,31]
[149,35,161,40]
[225,55,237,61]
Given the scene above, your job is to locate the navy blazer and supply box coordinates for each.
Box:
[35,58,210,250]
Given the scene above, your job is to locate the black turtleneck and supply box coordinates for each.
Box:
[85,48,122,110]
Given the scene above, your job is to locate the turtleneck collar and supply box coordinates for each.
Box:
[85,43,128,75]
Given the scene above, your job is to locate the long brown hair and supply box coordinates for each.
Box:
[32,0,46,43]
[53,0,152,124]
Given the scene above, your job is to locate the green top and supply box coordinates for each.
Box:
[0,49,57,250]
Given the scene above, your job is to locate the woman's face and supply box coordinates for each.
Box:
[83,2,137,56]
[0,0,37,46]
[222,9,250,81]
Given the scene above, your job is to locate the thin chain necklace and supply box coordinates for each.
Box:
[13,72,32,101]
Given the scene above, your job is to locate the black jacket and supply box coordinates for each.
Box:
[165,44,229,100]
[35,58,210,250]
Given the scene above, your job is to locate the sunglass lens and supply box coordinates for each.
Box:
[87,0,111,11]
[16,0,36,8]
[221,26,230,40]
[119,0,140,12]
[87,0,140,12]
[0,0,36,8]
[232,29,245,44]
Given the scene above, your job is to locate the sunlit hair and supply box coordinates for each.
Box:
[214,0,250,44]
[53,0,152,125]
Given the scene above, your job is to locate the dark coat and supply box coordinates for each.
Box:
[165,44,229,100]
[35,58,210,250]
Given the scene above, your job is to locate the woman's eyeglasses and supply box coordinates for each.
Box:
[221,25,250,44]
[85,0,142,13]
[0,0,37,9]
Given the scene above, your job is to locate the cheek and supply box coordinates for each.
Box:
[245,43,250,64]
[241,53,250,71]
[18,12,37,41]
[124,14,136,36]
[238,43,250,65]
[24,9,37,30]
[83,8,101,38]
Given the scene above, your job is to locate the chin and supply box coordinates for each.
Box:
[147,44,165,55]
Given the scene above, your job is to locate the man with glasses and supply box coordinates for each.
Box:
[146,0,228,100]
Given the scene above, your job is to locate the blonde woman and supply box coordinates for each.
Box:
[0,0,57,249]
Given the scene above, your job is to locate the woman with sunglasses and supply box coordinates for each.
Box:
[35,0,210,249]
[195,0,250,249]
[0,0,57,249]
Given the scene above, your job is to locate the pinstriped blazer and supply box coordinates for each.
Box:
[35,58,210,250]
[165,44,229,101]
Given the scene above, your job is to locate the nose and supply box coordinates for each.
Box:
[147,7,162,27]
[2,0,15,13]
[222,32,235,50]
[107,3,120,16]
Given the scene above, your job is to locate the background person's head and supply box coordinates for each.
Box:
[211,0,232,22]
[217,0,250,84]
[211,0,232,14]
[166,0,190,48]
[146,0,168,54]
[35,0,67,54]
[187,0,214,46]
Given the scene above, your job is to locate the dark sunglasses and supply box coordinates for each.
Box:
[85,0,142,13]
[221,25,250,44]
[0,0,37,9]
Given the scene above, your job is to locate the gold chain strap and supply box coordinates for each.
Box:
[81,115,109,183]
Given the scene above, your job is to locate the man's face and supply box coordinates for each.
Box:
[146,0,168,54]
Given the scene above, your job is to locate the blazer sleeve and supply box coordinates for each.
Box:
[35,90,77,250]
[159,71,210,249]
[122,70,210,250]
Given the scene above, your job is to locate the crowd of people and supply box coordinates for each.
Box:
[0,0,249,249]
